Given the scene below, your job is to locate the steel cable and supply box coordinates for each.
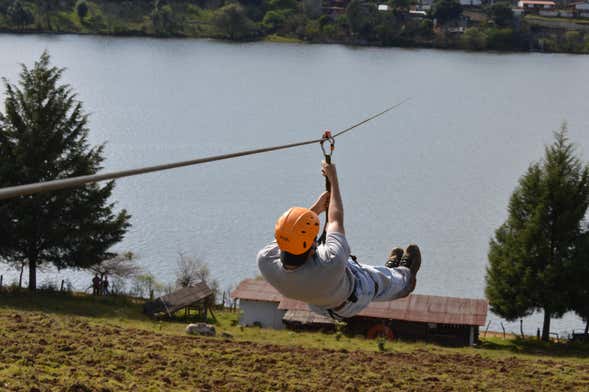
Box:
[0,99,409,201]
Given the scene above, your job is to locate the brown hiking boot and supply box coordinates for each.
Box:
[400,244,421,277]
[398,244,421,295]
[385,247,404,268]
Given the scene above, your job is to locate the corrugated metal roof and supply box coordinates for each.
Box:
[356,294,487,326]
[283,309,335,325]
[230,278,283,303]
[235,279,487,326]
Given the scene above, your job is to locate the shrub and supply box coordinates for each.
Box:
[304,19,321,40]
[87,13,106,29]
[419,19,434,38]
[267,0,298,11]
[213,3,259,40]
[262,9,289,32]
[487,2,513,28]
[186,4,201,16]
[486,27,515,50]
[322,23,336,37]
[151,2,178,36]
[462,27,487,50]
[538,36,558,52]
[564,31,583,53]
[377,337,386,351]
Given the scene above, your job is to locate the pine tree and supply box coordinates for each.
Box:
[485,125,589,341]
[75,0,89,22]
[0,52,131,291]
[7,0,34,28]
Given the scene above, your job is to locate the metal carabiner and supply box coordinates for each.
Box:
[320,130,335,158]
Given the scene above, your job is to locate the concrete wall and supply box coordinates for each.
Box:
[239,300,286,329]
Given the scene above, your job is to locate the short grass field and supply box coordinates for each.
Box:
[0,292,588,391]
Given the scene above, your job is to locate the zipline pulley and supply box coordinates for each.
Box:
[320,130,335,160]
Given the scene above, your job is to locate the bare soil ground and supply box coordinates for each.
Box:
[1,311,588,392]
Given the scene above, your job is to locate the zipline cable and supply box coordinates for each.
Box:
[0,98,410,201]
[331,98,410,138]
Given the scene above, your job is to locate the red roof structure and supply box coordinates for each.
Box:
[233,279,488,326]
[519,0,556,4]
[231,278,283,303]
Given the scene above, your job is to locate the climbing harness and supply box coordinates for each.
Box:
[0,98,410,201]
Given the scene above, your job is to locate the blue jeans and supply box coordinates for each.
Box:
[310,259,412,320]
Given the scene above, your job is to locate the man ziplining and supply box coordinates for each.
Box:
[257,160,421,320]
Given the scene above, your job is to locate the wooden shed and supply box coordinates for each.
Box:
[232,279,488,346]
[143,282,214,320]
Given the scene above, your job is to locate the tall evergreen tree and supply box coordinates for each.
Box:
[75,0,89,22]
[485,125,589,341]
[7,0,34,28]
[0,52,131,291]
[40,0,57,30]
[432,0,463,25]
[346,0,373,38]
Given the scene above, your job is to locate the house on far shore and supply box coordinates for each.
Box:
[231,278,488,346]
[572,1,589,17]
[517,0,557,13]
[460,0,482,7]
[322,0,348,17]
[416,0,434,11]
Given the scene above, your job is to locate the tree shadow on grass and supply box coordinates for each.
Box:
[479,337,589,359]
[0,290,221,326]
[0,290,150,321]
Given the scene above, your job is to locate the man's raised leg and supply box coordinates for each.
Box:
[365,244,422,301]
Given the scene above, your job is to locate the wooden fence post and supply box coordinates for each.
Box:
[484,320,491,338]
[60,280,64,292]
[0,275,3,291]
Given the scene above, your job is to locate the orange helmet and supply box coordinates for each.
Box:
[275,207,320,255]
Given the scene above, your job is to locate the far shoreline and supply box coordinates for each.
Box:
[1,30,581,57]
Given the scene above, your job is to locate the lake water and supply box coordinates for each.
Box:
[1,34,588,335]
